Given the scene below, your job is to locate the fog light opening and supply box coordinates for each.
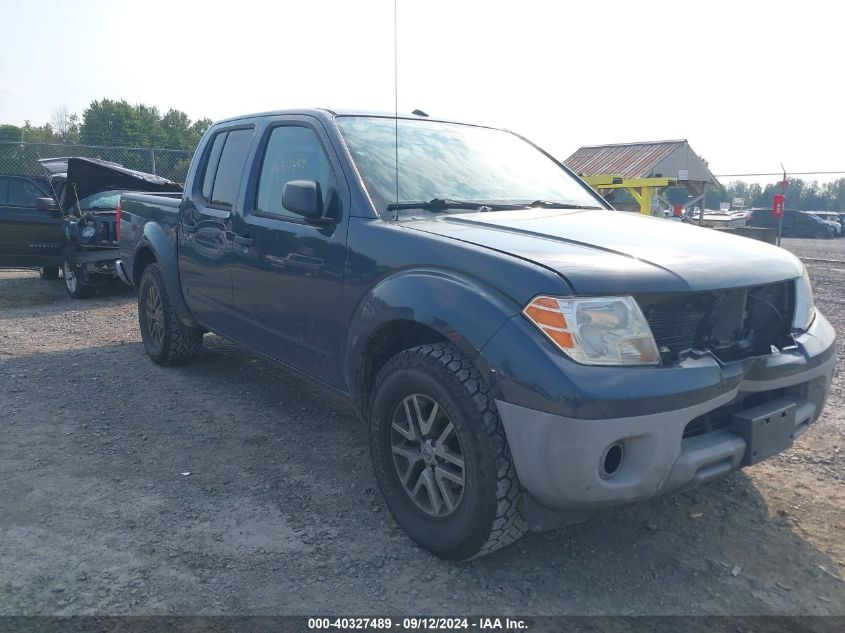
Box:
[601,442,624,478]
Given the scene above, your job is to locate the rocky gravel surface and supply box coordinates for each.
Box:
[0,236,844,616]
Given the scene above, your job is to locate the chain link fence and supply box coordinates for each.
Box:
[0,141,194,183]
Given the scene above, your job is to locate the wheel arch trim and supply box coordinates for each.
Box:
[344,267,520,403]
[133,222,198,328]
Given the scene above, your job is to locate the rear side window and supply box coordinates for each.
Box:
[8,179,43,207]
[209,129,253,208]
[201,132,227,201]
[255,126,333,219]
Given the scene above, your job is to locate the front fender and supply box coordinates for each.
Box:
[135,222,198,328]
[344,267,521,394]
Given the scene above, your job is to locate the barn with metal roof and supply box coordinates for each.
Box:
[564,140,718,215]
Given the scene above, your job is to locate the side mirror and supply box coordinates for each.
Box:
[36,197,60,214]
[282,180,324,221]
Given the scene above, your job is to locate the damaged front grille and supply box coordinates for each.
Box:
[637,281,794,363]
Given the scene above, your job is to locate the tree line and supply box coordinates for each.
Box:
[706,178,845,213]
[0,100,213,181]
[0,99,212,151]
[3,103,843,209]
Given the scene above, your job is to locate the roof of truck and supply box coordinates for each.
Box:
[213,108,486,127]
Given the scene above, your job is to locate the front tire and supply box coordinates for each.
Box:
[369,342,526,560]
[63,260,92,299]
[138,263,203,365]
[39,266,59,280]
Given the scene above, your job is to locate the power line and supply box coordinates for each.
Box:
[715,171,845,177]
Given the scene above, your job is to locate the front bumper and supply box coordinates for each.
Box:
[484,311,836,514]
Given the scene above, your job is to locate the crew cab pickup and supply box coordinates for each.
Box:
[118,109,835,560]
[0,158,181,297]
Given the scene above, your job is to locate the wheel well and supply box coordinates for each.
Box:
[357,320,449,414]
[133,247,157,288]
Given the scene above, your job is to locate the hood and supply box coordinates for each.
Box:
[39,157,182,211]
[403,209,804,294]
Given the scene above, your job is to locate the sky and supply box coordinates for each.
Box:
[1,0,843,185]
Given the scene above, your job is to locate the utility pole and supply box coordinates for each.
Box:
[777,164,787,247]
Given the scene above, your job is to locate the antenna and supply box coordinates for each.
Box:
[393,0,399,222]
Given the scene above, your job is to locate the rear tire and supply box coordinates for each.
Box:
[63,260,92,299]
[369,342,526,560]
[138,263,203,365]
[39,266,59,280]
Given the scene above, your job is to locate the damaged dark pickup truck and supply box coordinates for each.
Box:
[118,109,836,560]
[0,157,181,297]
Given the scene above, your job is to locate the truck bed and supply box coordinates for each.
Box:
[118,191,183,278]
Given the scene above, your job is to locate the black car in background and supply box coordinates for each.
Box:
[0,158,181,297]
[745,208,835,238]
[0,173,56,266]
[807,211,844,236]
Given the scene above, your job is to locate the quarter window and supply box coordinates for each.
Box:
[255,126,333,219]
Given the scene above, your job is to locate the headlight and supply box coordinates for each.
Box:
[81,224,97,239]
[793,267,816,331]
[523,295,660,366]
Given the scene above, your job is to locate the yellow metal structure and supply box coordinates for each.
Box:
[582,174,678,215]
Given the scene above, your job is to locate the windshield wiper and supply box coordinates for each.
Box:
[528,200,603,210]
[386,198,522,212]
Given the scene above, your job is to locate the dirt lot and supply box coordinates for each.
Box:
[1,237,844,616]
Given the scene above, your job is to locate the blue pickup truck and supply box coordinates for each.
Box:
[118,109,835,560]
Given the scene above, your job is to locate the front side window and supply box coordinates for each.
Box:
[255,126,333,219]
[336,116,602,215]
[8,179,43,207]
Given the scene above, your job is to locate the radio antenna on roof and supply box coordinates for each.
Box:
[393,0,400,222]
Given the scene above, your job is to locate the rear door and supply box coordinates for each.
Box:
[230,116,350,387]
[0,176,63,267]
[178,126,255,332]
[793,212,816,237]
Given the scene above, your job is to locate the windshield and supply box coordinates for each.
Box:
[336,116,603,215]
[75,190,124,211]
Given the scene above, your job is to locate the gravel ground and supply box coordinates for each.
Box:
[1,237,844,616]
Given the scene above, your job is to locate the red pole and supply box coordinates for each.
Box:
[777,164,787,247]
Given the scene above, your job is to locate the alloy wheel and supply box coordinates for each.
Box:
[145,285,164,347]
[390,393,466,517]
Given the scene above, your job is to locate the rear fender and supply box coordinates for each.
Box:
[345,268,520,397]
[134,222,198,328]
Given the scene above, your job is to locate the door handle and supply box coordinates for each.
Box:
[234,234,254,246]
[182,223,198,234]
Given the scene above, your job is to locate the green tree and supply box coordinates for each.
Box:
[0,124,21,141]
[80,99,210,152]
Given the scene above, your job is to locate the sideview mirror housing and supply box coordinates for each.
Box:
[282,180,324,221]
[36,197,60,214]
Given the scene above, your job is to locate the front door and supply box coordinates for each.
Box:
[178,126,254,332]
[0,176,63,267]
[231,118,349,387]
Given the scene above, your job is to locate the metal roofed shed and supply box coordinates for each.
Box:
[564,140,719,216]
